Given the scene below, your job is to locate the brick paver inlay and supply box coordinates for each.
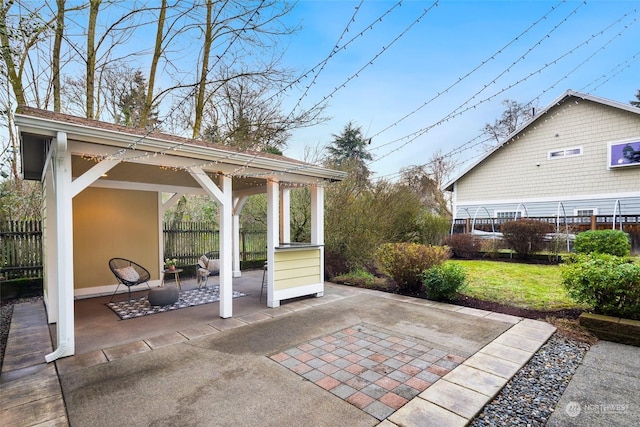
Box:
[269,324,466,420]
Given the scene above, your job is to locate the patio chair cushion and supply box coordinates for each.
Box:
[198,255,209,269]
[115,266,140,283]
[206,259,220,273]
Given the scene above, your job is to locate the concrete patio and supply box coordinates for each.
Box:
[2,272,559,426]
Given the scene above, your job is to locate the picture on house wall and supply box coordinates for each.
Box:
[608,139,640,168]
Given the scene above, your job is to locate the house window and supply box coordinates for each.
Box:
[548,146,583,160]
[495,210,524,219]
[574,208,598,216]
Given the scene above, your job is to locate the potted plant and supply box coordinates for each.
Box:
[164,258,178,271]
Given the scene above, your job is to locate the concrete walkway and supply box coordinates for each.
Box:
[547,340,640,426]
[0,302,68,426]
[1,282,561,427]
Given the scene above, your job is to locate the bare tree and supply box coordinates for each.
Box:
[0,0,58,108]
[482,99,536,145]
[52,0,65,112]
[140,0,166,128]
[201,73,291,151]
[192,0,214,139]
[399,151,457,216]
[85,0,100,118]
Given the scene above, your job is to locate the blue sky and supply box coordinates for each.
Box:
[275,0,640,180]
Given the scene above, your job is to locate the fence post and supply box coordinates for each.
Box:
[590,215,596,230]
[241,231,247,261]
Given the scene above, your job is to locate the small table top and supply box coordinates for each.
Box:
[162,268,183,274]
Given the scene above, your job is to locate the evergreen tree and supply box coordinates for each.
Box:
[631,89,640,108]
[117,70,159,129]
[326,122,373,184]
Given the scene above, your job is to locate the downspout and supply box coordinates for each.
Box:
[45,131,75,362]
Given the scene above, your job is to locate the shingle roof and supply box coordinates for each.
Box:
[15,105,305,165]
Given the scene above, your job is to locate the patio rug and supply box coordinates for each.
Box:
[106,286,247,320]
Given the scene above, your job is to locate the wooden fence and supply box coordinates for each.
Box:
[0,221,267,280]
[0,220,43,280]
[163,222,267,267]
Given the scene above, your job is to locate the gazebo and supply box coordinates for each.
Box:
[15,107,346,362]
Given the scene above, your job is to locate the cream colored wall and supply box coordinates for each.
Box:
[456,100,640,202]
[274,248,321,290]
[73,187,159,289]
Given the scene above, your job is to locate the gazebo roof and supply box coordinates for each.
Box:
[15,106,346,188]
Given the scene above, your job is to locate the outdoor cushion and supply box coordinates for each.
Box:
[115,266,140,283]
[207,259,220,273]
[198,255,209,269]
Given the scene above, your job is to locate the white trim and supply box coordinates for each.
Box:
[266,180,280,308]
[573,208,599,216]
[280,188,291,243]
[73,280,163,299]
[607,136,640,170]
[91,179,206,195]
[547,146,583,160]
[458,191,640,206]
[273,282,324,302]
[70,158,121,197]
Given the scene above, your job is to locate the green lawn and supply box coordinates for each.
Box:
[449,259,590,311]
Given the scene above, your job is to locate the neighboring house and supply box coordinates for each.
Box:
[444,90,640,222]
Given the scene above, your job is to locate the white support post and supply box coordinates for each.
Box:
[219,175,233,318]
[280,187,290,244]
[232,213,241,277]
[232,195,248,278]
[266,180,280,307]
[188,167,233,318]
[311,185,324,245]
[311,185,325,296]
[46,132,75,362]
[43,165,57,323]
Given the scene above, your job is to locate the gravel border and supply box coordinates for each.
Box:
[471,333,590,426]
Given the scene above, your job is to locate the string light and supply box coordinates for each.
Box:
[268,0,404,107]
[369,0,570,140]
[301,1,439,117]
[368,6,639,164]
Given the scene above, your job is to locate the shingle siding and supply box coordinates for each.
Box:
[454,96,640,217]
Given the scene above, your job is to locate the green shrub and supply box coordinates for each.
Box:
[417,213,452,246]
[443,233,480,259]
[374,243,451,294]
[420,263,467,301]
[574,229,631,257]
[324,178,423,270]
[561,254,640,320]
[501,219,553,258]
